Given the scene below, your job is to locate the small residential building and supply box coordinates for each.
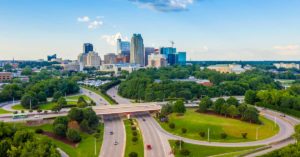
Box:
[0,72,13,82]
[207,64,249,74]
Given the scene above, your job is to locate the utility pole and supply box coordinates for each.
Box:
[256,127,259,140]
[94,138,96,156]
[30,99,32,110]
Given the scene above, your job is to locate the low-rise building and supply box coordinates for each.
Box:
[274,63,300,70]
[0,72,13,82]
[100,63,142,75]
[147,53,167,68]
[207,64,249,74]
[61,61,80,71]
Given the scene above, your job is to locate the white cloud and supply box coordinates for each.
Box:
[101,33,129,46]
[131,0,195,12]
[273,44,300,56]
[88,20,104,29]
[77,16,90,22]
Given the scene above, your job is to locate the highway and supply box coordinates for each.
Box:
[80,88,110,106]
[99,115,125,157]
[136,113,174,157]
[107,86,131,104]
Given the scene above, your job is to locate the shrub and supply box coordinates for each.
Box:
[53,124,67,137]
[37,109,42,113]
[21,110,25,113]
[220,133,228,139]
[67,129,81,142]
[93,133,101,139]
[132,136,138,142]
[35,128,44,134]
[132,131,138,136]
[181,128,187,134]
[169,123,175,129]
[131,126,136,131]
[180,149,190,156]
[44,110,48,114]
[13,111,18,114]
[242,133,248,139]
[129,152,138,157]
[175,140,184,147]
[199,132,205,138]
[29,109,33,113]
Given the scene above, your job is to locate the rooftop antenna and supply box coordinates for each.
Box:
[170,41,175,48]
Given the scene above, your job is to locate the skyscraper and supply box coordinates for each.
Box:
[177,52,187,65]
[145,47,155,66]
[86,51,101,68]
[160,47,176,60]
[130,34,144,66]
[83,43,94,54]
[104,53,116,64]
[117,39,130,56]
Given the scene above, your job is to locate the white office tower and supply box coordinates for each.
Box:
[86,51,101,68]
[130,34,145,66]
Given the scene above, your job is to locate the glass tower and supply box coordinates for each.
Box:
[130,34,144,66]
[83,43,93,54]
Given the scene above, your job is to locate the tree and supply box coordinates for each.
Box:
[238,103,248,115]
[180,149,190,156]
[213,98,225,114]
[68,108,83,122]
[66,129,81,142]
[57,97,67,107]
[199,96,212,112]
[53,124,67,137]
[53,116,69,126]
[226,97,239,106]
[242,107,259,123]
[245,90,258,104]
[172,100,186,113]
[37,91,47,103]
[169,123,175,129]
[20,93,38,109]
[52,91,62,102]
[51,104,62,113]
[220,133,227,139]
[242,133,248,139]
[161,102,173,116]
[129,152,138,157]
[181,128,187,133]
[4,64,13,72]
[80,119,90,132]
[132,136,138,142]
[227,105,239,118]
[21,66,32,76]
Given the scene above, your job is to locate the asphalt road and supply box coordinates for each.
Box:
[99,115,125,157]
[106,86,131,104]
[80,88,110,106]
[135,113,174,157]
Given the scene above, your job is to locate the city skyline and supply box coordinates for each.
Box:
[1,0,300,61]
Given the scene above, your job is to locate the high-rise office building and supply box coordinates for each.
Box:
[86,51,101,68]
[148,53,167,68]
[160,47,176,60]
[145,47,155,66]
[177,52,187,65]
[167,53,178,65]
[130,34,145,66]
[117,39,130,56]
[47,54,57,61]
[104,53,117,64]
[83,43,94,54]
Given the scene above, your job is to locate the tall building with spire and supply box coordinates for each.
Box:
[130,34,144,66]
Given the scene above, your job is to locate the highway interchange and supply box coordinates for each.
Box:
[0,86,299,157]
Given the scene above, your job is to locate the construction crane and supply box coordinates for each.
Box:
[170,41,175,48]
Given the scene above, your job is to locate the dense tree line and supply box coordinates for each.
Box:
[0,122,59,157]
[118,66,281,101]
[245,85,300,118]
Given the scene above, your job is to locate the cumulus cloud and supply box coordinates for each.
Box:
[273,44,300,56]
[130,0,195,12]
[77,16,90,22]
[101,33,129,46]
[77,16,104,29]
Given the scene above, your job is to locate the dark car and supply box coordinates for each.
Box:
[110,131,113,135]
[146,144,152,150]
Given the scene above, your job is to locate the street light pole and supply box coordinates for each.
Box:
[94,138,96,156]
[30,99,32,110]
[256,127,259,140]
[208,128,210,142]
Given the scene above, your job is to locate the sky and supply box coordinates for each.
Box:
[0,0,300,61]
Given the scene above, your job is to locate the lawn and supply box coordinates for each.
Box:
[81,86,116,105]
[0,108,11,114]
[66,95,91,101]
[12,104,25,110]
[124,119,144,157]
[20,123,104,157]
[159,109,279,142]
[169,140,261,157]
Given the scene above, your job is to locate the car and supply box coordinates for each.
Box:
[110,131,114,135]
[113,95,116,97]
[142,118,146,121]
[114,141,118,145]
[280,114,286,117]
[146,144,152,150]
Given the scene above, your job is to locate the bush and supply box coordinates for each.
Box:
[67,129,81,142]
[169,123,175,129]
[132,131,138,136]
[29,109,33,113]
[132,136,138,142]
[220,133,228,139]
[242,133,248,139]
[129,152,138,157]
[53,124,67,137]
[180,149,190,156]
[35,128,44,134]
[13,111,18,114]
[181,128,187,134]
[175,140,184,147]
[21,110,25,113]
[131,126,136,131]
[37,109,42,113]
[199,132,205,138]
[44,110,48,114]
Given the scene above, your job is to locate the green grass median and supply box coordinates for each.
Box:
[124,119,144,157]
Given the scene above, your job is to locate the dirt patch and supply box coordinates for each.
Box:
[41,131,78,147]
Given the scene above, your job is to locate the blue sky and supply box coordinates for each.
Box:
[0,0,300,60]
